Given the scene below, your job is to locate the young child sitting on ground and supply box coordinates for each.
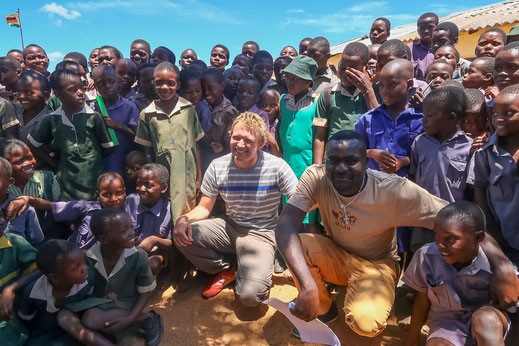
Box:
[28,69,114,201]
[23,44,50,77]
[179,49,197,70]
[403,201,515,346]
[80,208,162,345]
[231,54,252,76]
[123,150,146,195]
[223,67,244,103]
[260,89,281,156]
[425,60,453,91]
[132,63,157,112]
[135,62,203,222]
[92,65,139,174]
[18,239,112,345]
[209,44,230,71]
[461,89,491,153]
[129,39,151,66]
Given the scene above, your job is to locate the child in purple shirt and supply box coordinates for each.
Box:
[235,76,269,128]
[92,65,139,174]
[408,12,438,81]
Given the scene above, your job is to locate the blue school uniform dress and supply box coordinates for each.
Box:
[124,193,172,242]
[18,275,94,346]
[1,193,44,247]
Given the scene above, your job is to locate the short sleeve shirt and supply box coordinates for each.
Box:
[52,200,102,249]
[16,105,52,142]
[2,193,44,247]
[201,151,298,230]
[0,98,19,136]
[312,67,340,95]
[408,40,434,81]
[124,193,172,241]
[0,233,36,291]
[287,166,448,260]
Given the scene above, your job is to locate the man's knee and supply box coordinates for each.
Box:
[235,279,269,307]
[345,301,388,337]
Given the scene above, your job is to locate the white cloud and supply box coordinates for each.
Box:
[349,2,388,12]
[41,3,82,20]
[55,19,63,26]
[48,51,65,62]
[287,9,304,14]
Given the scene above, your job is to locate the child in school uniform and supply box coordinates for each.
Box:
[235,76,269,127]
[425,60,454,91]
[252,51,275,93]
[313,42,379,164]
[178,69,212,135]
[131,63,157,112]
[260,89,281,156]
[123,150,146,195]
[18,240,111,346]
[223,67,244,103]
[80,208,163,345]
[115,58,137,100]
[403,202,514,346]
[475,27,507,58]
[408,12,438,81]
[179,49,197,70]
[231,54,252,76]
[462,57,495,92]
[98,45,121,68]
[23,44,50,78]
[467,85,519,266]
[0,97,19,139]
[150,46,176,66]
[434,44,461,80]
[269,56,291,95]
[7,49,26,70]
[307,37,340,94]
[461,89,492,153]
[92,65,139,175]
[135,62,203,222]
[209,44,230,71]
[431,22,470,79]
[28,69,114,201]
[0,56,22,99]
[129,39,151,66]
[489,42,519,102]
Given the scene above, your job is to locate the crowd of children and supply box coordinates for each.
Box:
[0,10,519,345]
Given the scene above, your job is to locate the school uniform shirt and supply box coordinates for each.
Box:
[467,133,519,251]
[355,105,423,177]
[52,200,102,249]
[28,105,114,201]
[1,193,44,247]
[8,170,60,201]
[312,66,340,95]
[409,130,473,203]
[122,88,137,101]
[0,98,20,137]
[124,193,172,241]
[209,96,239,153]
[85,244,156,310]
[0,233,36,292]
[261,78,278,94]
[15,105,52,141]
[18,275,93,345]
[313,83,366,139]
[287,165,447,260]
[195,99,212,133]
[131,92,155,112]
[94,96,139,174]
[47,93,97,112]
[134,98,204,222]
[408,40,434,81]
[248,104,269,129]
[402,243,494,346]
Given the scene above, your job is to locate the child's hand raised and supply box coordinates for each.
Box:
[409,89,425,109]
[210,141,224,154]
[345,68,373,94]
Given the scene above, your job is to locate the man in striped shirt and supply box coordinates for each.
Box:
[174,112,297,306]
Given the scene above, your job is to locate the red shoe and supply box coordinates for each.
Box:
[202,270,235,299]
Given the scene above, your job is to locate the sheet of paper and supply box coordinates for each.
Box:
[263,298,340,346]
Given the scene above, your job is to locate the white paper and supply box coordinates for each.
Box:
[263,298,340,346]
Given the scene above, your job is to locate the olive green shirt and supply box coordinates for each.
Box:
[0,98,20,137]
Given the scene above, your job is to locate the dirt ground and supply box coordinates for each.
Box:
[148,273,427,346]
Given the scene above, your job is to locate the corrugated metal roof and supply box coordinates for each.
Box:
[330,0,519,55]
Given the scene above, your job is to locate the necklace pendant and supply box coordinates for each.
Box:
[344,216,349,225]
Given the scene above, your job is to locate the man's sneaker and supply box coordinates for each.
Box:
[202,270,235,299]
[138,310,164,346]
[291,303,339,339]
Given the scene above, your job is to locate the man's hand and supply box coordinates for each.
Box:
[490,265,519,310]
[0,286,16,321]
[289,288,320,322]
[6,196,30,219]
[173,216,193,247]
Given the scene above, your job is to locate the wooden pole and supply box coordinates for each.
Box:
[17,9,24,49]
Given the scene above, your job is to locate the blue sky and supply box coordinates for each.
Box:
[2,0,496,70]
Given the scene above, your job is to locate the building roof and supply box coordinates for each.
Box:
[330,0,519,55]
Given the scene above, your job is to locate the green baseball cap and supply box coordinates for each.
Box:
[282,55,318,82]
[508,23,519,37]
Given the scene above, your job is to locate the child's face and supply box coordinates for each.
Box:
[154,69,179,102]
[299,40,311,55]
[93,71,119,98]
[434,218,482,266]
[462,60,490,89]
[286,73,310,97]
[210,47,229,70]
[376,49,397,73]
[422,100,454,137]
[236,80,260,110]
[223,69,243,98]
[242,44,258,59]
[130,43,150,65]
[56,76,86,109]
[460,103,487,136]
[494,49,519,90]
[476,32,505,58]
[0,62,21,88]
[378,69,412,106]
[98,48,119,68]
[136,169,167,207]
[338,54,365,87]
[89,48,99,70]
[103,214,136,249]
[432,30,454,53]
[115,60,136,91]
[253,58,274,86]
[151,48,170,65]
[201,76,224,106]
[369,20,389,44]
[232,55,252,76]
[434,46,458,70]
[180,79,203,107]
[273,60,290,88]
[261,92,279,121]
[98,178,126,209]
[138,67,155,96]
[55,249,89,286]
[124,158,143,183]
[24,47,49,74]
[6,144,36,184]
[280,46,297,58]
[180,49,197,70]
[493,93,519,137]
[417,17,437,44]
[7,51,25,70]
[307,46,328,70]
[426,64,452,90]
